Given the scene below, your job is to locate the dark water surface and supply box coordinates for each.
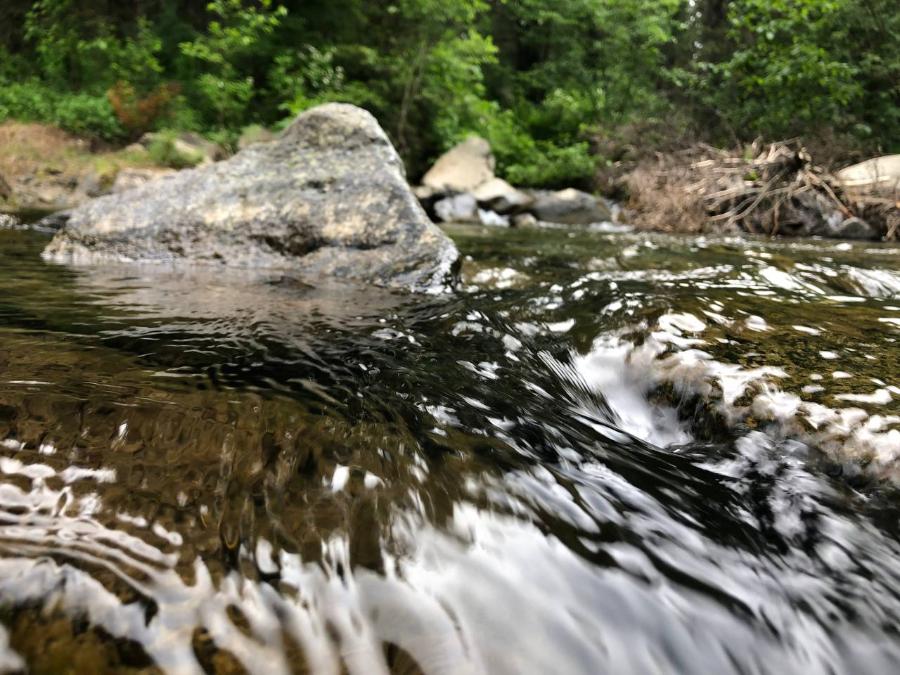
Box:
[0,224,899,673]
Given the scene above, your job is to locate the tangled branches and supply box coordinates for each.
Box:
[622,141,898,240]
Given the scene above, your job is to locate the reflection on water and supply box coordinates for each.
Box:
[0,226,899,673]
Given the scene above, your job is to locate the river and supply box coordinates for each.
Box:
[0,223,898,673]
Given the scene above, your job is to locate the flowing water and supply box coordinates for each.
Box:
[0,223,899,674]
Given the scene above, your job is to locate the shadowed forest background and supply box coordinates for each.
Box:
[1,0,898,187]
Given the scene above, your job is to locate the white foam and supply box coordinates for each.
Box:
[842,267,900,298]
[745,315,769,332]
[546,319,575,334]
[836,389,893,405]
[0,625,23,673]
[330,465,350,492]
[574,313,900,477]
[571,335,690,447]
[759,267,823,294]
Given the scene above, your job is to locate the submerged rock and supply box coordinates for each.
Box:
[42,104,458,290]
[422,136,495,193]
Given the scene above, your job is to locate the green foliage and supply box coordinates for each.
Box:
[179,0,286,128]
[0,80,55,122]
[108,19,164,92]
[0,47,30,82]
[705,0,861,137]
[146,131,204,169]
[1,0,898,183]
[270,46,347,113]
[25,1,163,93]
[680,0,900,150]
[420,30,499,147]
[0,80,123,140]
[492,0,679,121]
[53,91,124,140]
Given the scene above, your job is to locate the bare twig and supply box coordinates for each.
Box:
[622,140,895,238]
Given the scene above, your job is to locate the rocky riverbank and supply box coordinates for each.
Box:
[0,121,237,218]
[412,136,899,241]
[412,136,618,229]
[0,122,167,216]
[3,114,897,247]
[41,104,458,291]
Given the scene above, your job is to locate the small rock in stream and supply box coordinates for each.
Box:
[0,213,20,229]
[435,193,479,223]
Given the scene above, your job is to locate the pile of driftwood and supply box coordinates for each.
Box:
[622,141,898,240]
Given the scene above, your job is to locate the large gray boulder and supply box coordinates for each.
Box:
[110,167,177,194]
[529,188,612,225]
[42,104,458,290]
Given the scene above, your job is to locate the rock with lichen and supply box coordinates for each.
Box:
[42,104,458,290]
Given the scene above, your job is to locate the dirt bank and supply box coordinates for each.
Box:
[0,121,158,216]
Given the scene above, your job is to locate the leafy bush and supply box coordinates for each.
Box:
[270,47,346,114]
[3,0,898,179]
[53,92,123,140]
[179,0,286,128]
[705,0,862,139]
[505,142,596,189]
[146,131,204,169]
[0,79,123,140]
[25,4,164,94]
[108,81,180,138]
[162,96,204,133]
[0,80,56,122]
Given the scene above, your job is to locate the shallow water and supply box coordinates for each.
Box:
[0,224,899,673]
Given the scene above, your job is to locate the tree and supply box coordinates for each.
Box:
[179,0,286,128]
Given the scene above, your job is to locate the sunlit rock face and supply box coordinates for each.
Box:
[42,104,458,291]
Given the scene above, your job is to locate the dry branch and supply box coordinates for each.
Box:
[621,141,898,240]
